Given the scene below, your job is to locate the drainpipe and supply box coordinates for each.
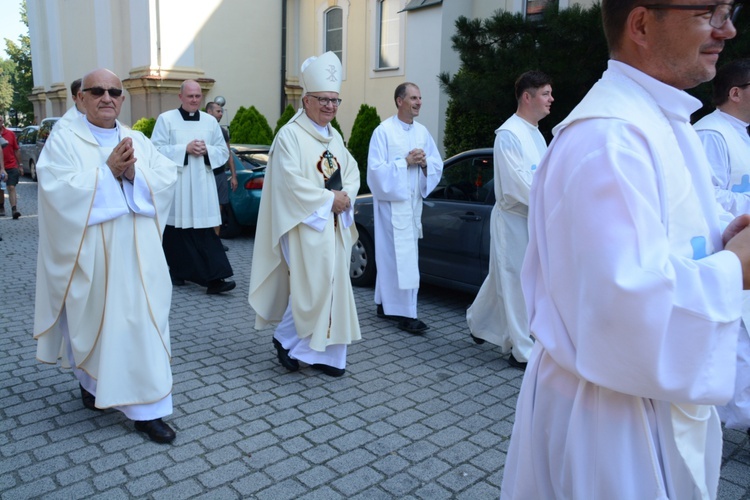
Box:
[281,0,287,115]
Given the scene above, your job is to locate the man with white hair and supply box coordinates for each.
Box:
[249,52,361,377]
[34,68,178,443]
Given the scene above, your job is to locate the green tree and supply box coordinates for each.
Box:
[347,104,381,194]
[4,0,33,124]
[440,1,750,155]
[330,117,344,143]
[440,1,607,156]
[229,105,273,144]
[0,59,16,112]
[132,117,156,138]
[274,104,296,137]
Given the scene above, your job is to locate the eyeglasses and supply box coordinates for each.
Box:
[82,87,124,98]
[643,3,741,29]
[737,82,750,88]
[307,95,342,107]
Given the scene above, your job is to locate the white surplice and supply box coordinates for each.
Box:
[501,61,742,500]
[466,114,547,361]
[34,117,177,414]
[367,116,443,318]
[695,109,750,432]
[151,109,228,229]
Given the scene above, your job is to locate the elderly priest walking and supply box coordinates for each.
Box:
[34,68,179,443]
[249,51,361,377]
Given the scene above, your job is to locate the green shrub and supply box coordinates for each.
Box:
[347,104,381,195]
[274,104,296,137]
[229,105,273,144]
[132,117,156,138]
[330,117,344,143]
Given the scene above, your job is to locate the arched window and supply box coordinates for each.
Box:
[325,8,343,61]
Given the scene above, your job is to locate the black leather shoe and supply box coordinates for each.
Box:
[312,364,346,377]
[80,384,102,411]
[376,304,401,321]
[470,334,486,345]
[507,354,528,370]
[273,338,299,371]
[398,318,429,334]
[206,279,236,294]
[134,418,176,444]
[222,245,229,252]
[171,276,185,286]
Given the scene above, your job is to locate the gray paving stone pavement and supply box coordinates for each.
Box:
[1,179,749,499]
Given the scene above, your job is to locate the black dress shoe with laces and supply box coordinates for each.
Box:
[312,364,346,377]
[206,279,236,294]
[273,338,300,371]
[80,384,102,411]
[134,418,176,444]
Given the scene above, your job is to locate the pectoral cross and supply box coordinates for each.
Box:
[323,150,335,176]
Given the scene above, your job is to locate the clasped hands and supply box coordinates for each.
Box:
[332,190,351,215]
[107,137,136,182]
[187,139,207,156]
[406,148,427,173]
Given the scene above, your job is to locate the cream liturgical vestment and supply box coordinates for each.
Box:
[34,117,177,411]
[501,61,742,499]
[367,116,443,318]
[151,108,227,229]
[249,110,361,354]
[466,114,547,362]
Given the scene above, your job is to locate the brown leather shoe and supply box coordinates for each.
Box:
[134,418,176,444]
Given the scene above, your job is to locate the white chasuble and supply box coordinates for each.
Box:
[34,117,177,409]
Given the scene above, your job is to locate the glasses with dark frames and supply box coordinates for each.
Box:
[307,95,342,106]
[82,87,124,98]
[643,3,741,28]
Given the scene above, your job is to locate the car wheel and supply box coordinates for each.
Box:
[350,227,376,287]
[29,159,37,181]
[219,203,242,239]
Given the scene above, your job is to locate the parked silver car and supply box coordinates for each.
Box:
[350,148,495,293]
[17,117,60,180]
[17,125,40,177]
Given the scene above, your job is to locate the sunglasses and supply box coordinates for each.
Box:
[82,87,123,97]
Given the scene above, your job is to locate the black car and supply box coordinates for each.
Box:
[350,148,495,293]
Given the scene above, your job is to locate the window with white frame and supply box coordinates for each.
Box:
[325,8,343,61]
[377,0,400,69]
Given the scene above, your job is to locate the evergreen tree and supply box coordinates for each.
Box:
[347,104,381,195]
[440,1,749,155]
[330,117,344,143]
[230,105,273,144]
[274,104,296,137]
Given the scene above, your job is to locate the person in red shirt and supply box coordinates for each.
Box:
[0,115,23,219]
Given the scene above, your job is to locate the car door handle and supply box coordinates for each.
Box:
[459,213,482,222]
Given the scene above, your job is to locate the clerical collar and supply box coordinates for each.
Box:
[396,117,413,130]
[85,117,120,147]
[178,106,200,121]
[311,120,330,138]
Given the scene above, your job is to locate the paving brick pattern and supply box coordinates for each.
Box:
[1,179,749,499]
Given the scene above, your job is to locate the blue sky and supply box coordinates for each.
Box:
[1,0,27,56]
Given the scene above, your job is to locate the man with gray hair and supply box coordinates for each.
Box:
[249,52,361,377]
[502,2,748,498]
